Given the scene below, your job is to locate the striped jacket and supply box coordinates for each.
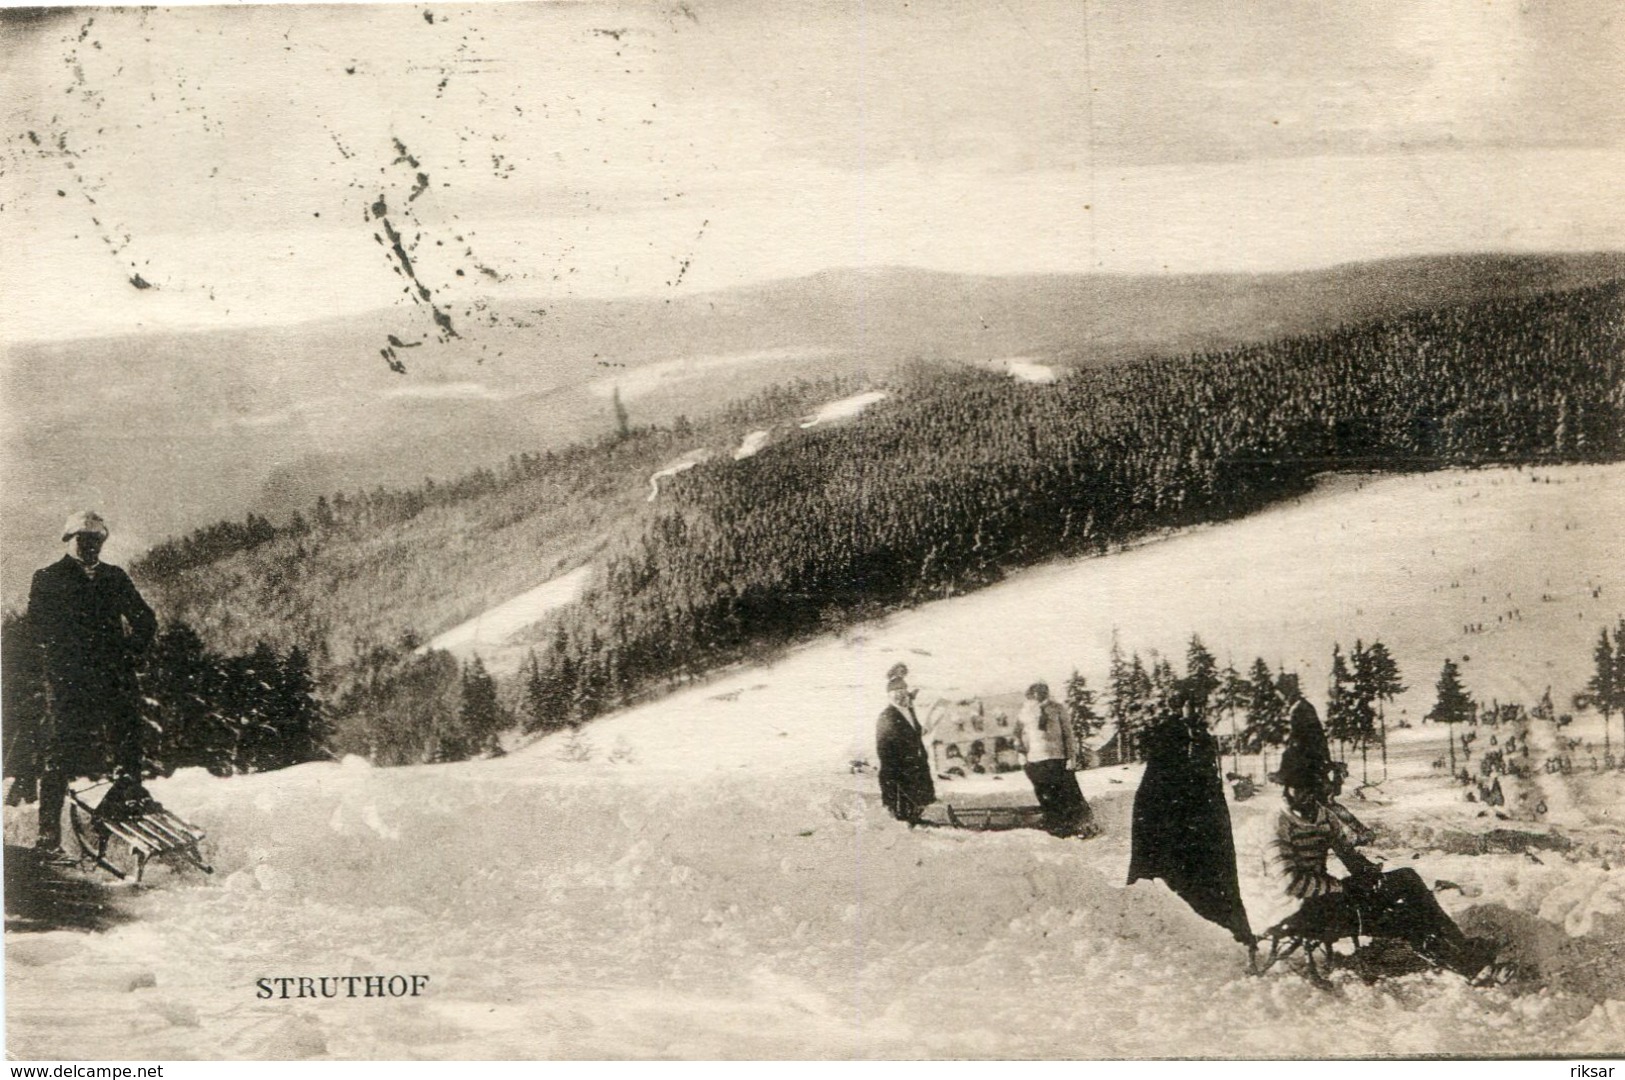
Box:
[1271,804,1348,900]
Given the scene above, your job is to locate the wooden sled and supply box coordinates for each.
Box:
[69,785,213,883]
[941,803,1100,838]
[944,804,1047,831]
[1253,895,1514,988]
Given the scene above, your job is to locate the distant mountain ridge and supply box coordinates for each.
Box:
[4,251,1622,605]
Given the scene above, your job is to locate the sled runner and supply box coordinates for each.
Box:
[940,803,1100,838]
[68,781,213,883]
[943,803,1046,830]
[1252,804,1512,988]
[1254,899,1514,988]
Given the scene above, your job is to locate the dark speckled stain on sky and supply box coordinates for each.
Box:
[366,182,460,368]
[7,6,714,370]
[11,11,177,293]
[0,7,81,28]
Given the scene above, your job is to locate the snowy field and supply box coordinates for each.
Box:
[419,566,593,671]
[799,390,888,428]
[6,464,1624,1059]
[982,357,1060,383]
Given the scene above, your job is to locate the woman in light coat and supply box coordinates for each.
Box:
[1014,681,1092,836]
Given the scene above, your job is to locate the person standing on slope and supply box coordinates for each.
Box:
[1279,673,1336,789]
[26,512,157,860]
[1127,693,1254,946]
[1013,680,1093,836]
[876,670,934,824]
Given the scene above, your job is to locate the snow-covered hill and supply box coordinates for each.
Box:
[6,464,1623,1059]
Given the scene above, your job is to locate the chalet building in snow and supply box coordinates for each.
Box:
[923,694,1026,777]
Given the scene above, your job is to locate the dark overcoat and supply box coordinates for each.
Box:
[876,703,934,821]
[26,556,156,778]
[1127,711,1253,943]
[1283,696,1336,791]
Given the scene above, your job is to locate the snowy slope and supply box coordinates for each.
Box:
[418,566,592,670]
[6,464,1623,1059]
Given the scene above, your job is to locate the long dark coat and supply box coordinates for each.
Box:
[876,703,934,821]
[1127,711,1253,943]
[26,556,156,778]
[1289,697,1332,770]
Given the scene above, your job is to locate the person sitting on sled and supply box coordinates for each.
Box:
[1263,741,1498,979]
[25,512,157,861]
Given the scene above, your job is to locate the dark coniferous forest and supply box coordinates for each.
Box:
[536,281,1623,728]
[21,278,1619,768]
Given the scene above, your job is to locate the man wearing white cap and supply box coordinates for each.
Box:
[26,512,157,859]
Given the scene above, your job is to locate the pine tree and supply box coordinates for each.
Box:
[458,657,505,758]
[274,645,327,766]
[522,650,551,734]
[1426,659,1474,774]
[1140,653,1172,754]
[1326,643,1356,763]
[1183,634,1220,717]
[1063,669,1100,752]
[572,632,608,723]
[1583,625,1616,762]
[1242,657,1288,776]
[1614,617,1625,757]
[1107,634,1133,762]
[1215,661,1248,776]
[230,642,285,773]
[1356,640,1405,782]
[149,622,234,775]
[1,610,48,795]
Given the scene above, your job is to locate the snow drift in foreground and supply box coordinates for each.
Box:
[6,465,1623,1059]
[7,755,1623,1060]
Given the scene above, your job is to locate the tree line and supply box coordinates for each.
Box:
[325,638,511,766]
[1,612,326,778]
[99,281,1623,767]
[523,281,1625,730]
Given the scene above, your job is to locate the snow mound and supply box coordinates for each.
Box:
[11,749,1625,1059]
[1537,872,1625,937]
[800,391,887,428]
[987,357,1058,384]
[734,429,772,460]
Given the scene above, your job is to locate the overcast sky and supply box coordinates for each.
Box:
[3,0,1622,342]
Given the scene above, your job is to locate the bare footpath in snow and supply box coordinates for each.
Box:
[5,464,1625,1059]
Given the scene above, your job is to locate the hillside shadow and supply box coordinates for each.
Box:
[3,843,133,934]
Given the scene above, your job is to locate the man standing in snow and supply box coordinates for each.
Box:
[1014,681,1093,836]
[1279,674,1334,788]
[26,512,157,859]
[876,672,934,823]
